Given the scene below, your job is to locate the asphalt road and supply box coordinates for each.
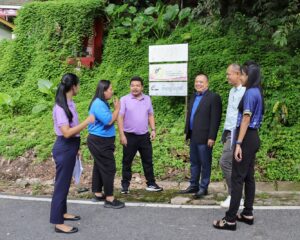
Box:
[0,196,299,240]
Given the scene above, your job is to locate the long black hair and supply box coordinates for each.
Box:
[55,73,79,122]
[88,80,111,110]
[239,61,264,113]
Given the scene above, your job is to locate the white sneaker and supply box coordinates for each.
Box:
[220,195,231,208]
[240,198,244,207]
[145,183,163,192]
[220,196,245,208]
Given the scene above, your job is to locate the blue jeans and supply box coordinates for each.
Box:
[189,141,212,190]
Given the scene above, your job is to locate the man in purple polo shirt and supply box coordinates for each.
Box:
[118,76,163,193]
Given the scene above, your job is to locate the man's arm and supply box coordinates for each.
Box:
[184,96,193,140]
[208,94,222,147]
[148,114,156,140]
[117,114,127,146]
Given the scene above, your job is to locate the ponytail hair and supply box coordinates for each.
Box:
[55,73,80,122]
[239,61,264,114]
[88,80,111,110]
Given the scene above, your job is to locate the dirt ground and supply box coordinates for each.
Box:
[0,151,168,197]
[0,150,90,196]
[1,151,300,206]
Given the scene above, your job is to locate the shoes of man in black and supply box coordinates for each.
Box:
[146,183,163,192]
[193,188,208,198]
[178,186,199,194]
[121,186,129,194]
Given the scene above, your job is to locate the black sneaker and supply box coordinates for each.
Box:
[121,186,129,194]
[146,183,163,192]
[104,199,125,209]
[92,194,105,202]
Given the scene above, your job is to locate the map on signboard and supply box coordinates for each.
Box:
[149,63,187,81]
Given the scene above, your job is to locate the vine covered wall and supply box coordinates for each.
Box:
[0,0,300,181]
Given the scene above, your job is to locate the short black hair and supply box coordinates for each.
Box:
[196,73,209,82]
[229,63,241,73]
[130,76,143,86]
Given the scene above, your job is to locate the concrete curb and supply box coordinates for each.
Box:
[1,194,300,209]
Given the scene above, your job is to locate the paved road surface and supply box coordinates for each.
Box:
[0,196,299,240]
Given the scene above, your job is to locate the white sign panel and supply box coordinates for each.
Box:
[149,82,187,96]
[149,44,188,63]
[149,63,187,81]
[0,9,18,16]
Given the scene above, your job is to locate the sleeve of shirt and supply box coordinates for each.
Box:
[55,106,69,127]
[148,97,154,115]
[119,97,126,116]
[91,100,112,125]
[243,90,255,116]
[227,89,232,102]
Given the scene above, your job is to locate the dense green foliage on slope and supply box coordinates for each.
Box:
[0,0,300,181]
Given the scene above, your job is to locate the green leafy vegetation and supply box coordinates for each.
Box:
[105,2,192,43]
[0,0,299,181]
[192,0,300,48]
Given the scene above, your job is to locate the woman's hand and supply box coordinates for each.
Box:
[113,97,120,111]
[234,144,242,162]
[87,114,95,124]
[109,97,120,125]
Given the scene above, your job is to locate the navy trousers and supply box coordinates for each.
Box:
[50,136,80,224]
[189,141,212,190]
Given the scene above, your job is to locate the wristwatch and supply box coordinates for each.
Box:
[236,141,242,145]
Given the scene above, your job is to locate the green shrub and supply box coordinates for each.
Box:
[0,2,299,181]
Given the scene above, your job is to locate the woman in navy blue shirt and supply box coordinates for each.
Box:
[213,61,264,231]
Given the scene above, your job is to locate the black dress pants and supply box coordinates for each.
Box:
[226,128,260,222]
[121,132,155,187]
[87,134,116,196]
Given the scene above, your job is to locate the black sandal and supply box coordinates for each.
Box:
[213,218,236,231]
[55,226,78,234]
[63,215,81,221]
[237,214,254,225]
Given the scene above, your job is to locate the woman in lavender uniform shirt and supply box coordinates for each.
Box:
[50,73,94,234]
